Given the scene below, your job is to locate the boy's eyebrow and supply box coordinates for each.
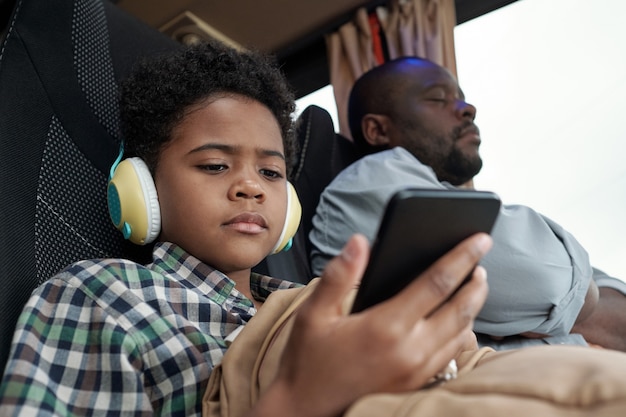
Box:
[262,149,286,161]
[188,142,285,160]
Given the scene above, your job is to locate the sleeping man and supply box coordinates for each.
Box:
[309,56,626,351]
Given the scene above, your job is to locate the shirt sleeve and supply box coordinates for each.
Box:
[310,148,447,276]
[0,275,156,416]
[0,265,218,416]
[475,205,592,337]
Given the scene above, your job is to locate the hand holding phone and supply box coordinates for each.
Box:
[350,188,501,313]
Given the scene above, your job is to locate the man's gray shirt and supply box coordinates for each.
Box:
[310,147,594,344]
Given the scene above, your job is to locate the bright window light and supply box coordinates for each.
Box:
[296,0,626,281]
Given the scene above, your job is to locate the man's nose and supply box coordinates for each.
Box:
[456,99,476,121]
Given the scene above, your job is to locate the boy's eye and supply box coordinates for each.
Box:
[200,164,227,173]
[260,168,283,179]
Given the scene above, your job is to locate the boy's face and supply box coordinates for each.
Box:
[154,95,288,275]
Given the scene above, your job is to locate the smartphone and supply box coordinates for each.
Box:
[350,188,501,313]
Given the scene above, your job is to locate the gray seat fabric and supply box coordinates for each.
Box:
[292,105,358,260]
[256,105,358,284]
[0,0,180,373]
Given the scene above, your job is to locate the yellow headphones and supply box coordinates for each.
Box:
[271,180,302,253]
[107,148,302,254]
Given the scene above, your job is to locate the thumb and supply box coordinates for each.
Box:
[305,234,370,315]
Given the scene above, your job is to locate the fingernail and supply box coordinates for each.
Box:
[476,233,493,252]
[340,236,358,262]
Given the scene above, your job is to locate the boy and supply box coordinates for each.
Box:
[0,42,490,416]
[0,41,300,415]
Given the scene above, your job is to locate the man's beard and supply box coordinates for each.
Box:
[399,122,483,186]
[438,145,483,186]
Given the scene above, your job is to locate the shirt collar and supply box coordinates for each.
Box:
[148,242,298,304]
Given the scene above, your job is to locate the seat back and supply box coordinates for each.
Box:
[0,0,180,373]
[292,105,358,256]
[253,105,358,283]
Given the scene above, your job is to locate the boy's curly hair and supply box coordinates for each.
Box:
[120,41,297,177]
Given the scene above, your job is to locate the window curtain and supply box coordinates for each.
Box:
[326,0,457,138]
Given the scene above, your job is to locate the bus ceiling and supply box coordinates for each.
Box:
[111,0,518,98]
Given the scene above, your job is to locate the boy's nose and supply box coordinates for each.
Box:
[230,178,266,202]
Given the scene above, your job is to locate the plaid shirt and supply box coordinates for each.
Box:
[0,242,298,416]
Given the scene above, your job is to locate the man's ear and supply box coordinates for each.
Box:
[361,114,391,147]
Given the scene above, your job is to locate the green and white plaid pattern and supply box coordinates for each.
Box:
[0,242,297,416]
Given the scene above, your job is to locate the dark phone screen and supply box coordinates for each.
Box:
[350,188,501,313]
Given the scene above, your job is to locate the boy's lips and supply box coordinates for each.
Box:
[223,212,268,234]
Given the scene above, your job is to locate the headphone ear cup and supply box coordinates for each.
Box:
[271,181,302,254]
[107,157,161,245]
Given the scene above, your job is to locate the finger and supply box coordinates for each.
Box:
[386,320,476,392]
[390,233,492,319]
[412,323,476,387]
[456,327,479,353]
[302,234,370,317]
[423,265,489,346]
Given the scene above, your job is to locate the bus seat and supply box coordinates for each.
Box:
[254,105,358,284]
[293,105,358,263]
[0,0,180,373]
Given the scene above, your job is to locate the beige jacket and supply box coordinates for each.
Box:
[204,280,626,417]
